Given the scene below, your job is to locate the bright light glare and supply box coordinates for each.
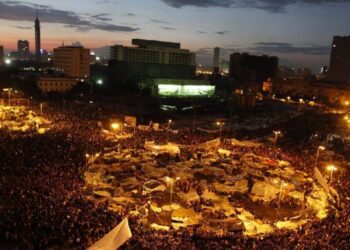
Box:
[97,79,103,85]
[326,165,337,172]
[158,84,215,97]
[111,123,120,130]
[5,59,11,65]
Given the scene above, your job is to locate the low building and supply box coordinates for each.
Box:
[273,79,350,104]
[37,77,78,93]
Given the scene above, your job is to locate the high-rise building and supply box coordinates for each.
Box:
[0,46,4,65]
[328,36,350,83]
[229,53,278,84]
[110,39,195,66]
[213,47,220,68]
[17,40,30,59]
[108,39,196,83]
[53,46,90,78]
[35,11,41,62]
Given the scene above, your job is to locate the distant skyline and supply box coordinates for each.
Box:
[0,0,350,72]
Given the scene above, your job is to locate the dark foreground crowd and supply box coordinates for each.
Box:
[0,102,350,249]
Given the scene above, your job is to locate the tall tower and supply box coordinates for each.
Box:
[35,10,41,62]
[213,47,220,73]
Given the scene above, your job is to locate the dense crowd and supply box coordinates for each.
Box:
[0,101,349,249]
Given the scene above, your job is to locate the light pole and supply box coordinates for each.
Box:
[314,145,325,168]
[3,88,12,105]
[326,165,337,183]
[166,176,180,212]
[216,121,225,139]
[273,131,281,148]
[278,180,287,207]
[111,123,120,133]
[167,119,172,143]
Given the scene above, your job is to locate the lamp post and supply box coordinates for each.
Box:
[166,176,180,212]
[167,119,172,143]
[326,165,337,183]
[216,121,225,139]
[278,180,287,207]
[314,145,325,168]
[273,131,281,148]
[111,123,120,131]
[85,153,90,170]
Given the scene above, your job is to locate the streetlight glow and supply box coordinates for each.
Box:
[326,165,337,183]
[111,123,120,130]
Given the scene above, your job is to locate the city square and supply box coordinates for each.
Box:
[0,98,349,249]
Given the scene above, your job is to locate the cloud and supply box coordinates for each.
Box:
[0,1,139,32]
[160,26,176,30]
[90,13,113,22]
[197,30,207,34]
[216,31,229,35]
[125,13,135,16]
[160,0,350,12]
[13,25,32,30]
[251,42,330,55]
[150,19,170,24]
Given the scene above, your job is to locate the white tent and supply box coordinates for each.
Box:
[88,218,132,250]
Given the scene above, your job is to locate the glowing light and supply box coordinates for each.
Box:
[158,84,215,97]
[326,165,337,172]
[5,59,11,65]
[111,123,120,130]
[97,79,103,85]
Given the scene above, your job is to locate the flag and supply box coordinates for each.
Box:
[88,218,132,250]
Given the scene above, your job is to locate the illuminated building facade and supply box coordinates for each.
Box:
[53,46,90,78]
[328,36,350,83]
[139,78,215,97]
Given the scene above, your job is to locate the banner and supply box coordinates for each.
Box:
[196,138,221,150]
[88,218,132,250]
[124,116,137,127]
[314,167,330,194]
[138,125,150,131]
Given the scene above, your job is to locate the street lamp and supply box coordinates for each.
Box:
[97,79,103,85]
[85,153,90,169]
[314,145,325,168]
[216,121,225,139]
[326,165,337,183]
[111,123,120,131]
[277,180,288,207]
[273,131,281,148]
[167,119,172,143]
[166,176,180,212]
[3,88,12,105]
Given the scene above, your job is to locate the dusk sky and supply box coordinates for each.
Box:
[1,0,350,72]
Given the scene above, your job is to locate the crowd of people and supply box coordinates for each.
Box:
[0,100,349,249]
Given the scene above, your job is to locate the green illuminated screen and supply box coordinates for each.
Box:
[158,84,215,97]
